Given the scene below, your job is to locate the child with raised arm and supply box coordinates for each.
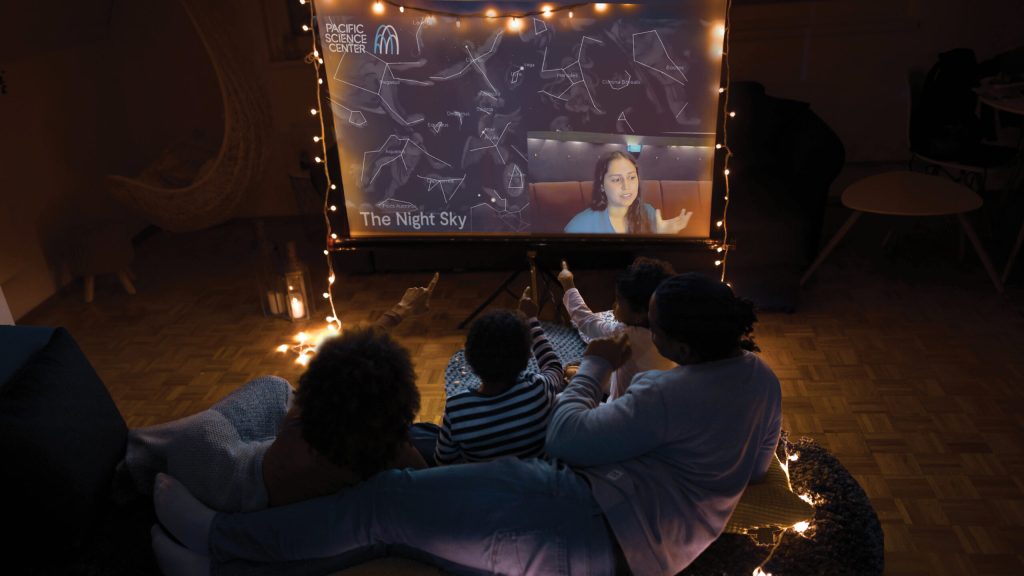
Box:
[434,287,564,464]
[559,257,676,400]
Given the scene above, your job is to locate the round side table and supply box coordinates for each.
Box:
[800,171,1003,292]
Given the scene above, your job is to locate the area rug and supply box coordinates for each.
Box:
[444,321,587,397]
[680,431,884,575]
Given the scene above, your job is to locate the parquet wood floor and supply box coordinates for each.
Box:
[20,215,1024,575]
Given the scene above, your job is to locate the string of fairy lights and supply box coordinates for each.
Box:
[716,0,734,284]
[282,1,817,567]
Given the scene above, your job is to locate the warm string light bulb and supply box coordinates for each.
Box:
[372,1,385,14]
[485,9,498,18]
[595,3,608,12]
[508,17,521,31]
[542,5,553,18]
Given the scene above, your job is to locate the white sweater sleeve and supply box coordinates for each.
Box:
[562,288,625,342]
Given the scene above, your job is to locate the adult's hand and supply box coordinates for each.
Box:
[396,272,439,316]
[518,286,539,318]
[583,332,632,370]
[655,207,693,234]
[558,259,575,291]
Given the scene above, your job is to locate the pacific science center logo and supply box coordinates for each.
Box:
[373,24,400,55]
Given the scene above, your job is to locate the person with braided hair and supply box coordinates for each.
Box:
[150,273,782,576]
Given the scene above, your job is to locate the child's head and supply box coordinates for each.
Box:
[296,326,420,480]
[650,273,759,364]
[465,310,531,390]
[613,257,676,326]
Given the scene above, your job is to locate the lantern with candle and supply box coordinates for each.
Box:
[284,240,314,322]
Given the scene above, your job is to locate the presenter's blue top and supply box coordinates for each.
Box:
[563,203,657,234]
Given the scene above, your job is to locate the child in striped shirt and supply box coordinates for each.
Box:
[434,288,564,464]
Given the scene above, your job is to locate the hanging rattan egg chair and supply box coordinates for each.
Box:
[106,0,270,232]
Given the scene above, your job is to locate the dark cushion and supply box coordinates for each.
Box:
[0,325,55,384]
[0,327,128,553]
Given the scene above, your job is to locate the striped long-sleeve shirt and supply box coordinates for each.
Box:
[434,318,564,464]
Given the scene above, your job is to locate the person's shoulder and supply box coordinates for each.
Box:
[564,208,599,232]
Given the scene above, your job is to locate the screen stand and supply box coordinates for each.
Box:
[457,250,567,329]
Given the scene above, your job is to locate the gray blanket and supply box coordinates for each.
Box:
[125,375,293,512]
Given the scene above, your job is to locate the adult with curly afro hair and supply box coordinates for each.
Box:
[262,325,425,507]
[126,274,439,529]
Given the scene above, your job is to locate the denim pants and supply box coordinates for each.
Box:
[210,457,618,576]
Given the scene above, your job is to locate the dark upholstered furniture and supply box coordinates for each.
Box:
[723,81,846,311]
[0,326,155,574]
[529,179,713,237]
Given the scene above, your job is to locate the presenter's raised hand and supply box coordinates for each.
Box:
[584,332,632,371]
[558,259,575,291]
[655,207,693,234]
[518,286,539,318]
[397,272,439,317]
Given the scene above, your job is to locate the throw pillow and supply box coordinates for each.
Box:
[0,327,128,551]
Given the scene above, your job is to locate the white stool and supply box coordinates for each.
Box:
[800,171,1003,292]
[72,224,137,303]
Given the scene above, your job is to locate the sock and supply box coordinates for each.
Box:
[153,472,216,554]
[151,524,211,576]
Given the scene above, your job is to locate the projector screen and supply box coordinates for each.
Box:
[316,0,727,238]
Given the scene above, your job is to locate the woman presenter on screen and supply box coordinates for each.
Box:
[564,150,693,235]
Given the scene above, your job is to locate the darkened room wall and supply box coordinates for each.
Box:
[1,0,1022,320]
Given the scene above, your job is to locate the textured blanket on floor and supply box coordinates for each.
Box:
[445,321,588,396]
[124,376,293,512]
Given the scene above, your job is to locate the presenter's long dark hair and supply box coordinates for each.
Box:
[590,150,652,234]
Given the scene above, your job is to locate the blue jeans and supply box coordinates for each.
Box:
[210,457,617,576]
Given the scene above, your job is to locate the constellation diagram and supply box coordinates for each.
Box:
[617,111,635,133]
[538,36,605,113]
[361,134,451,186]
[429,31,504,99]
[332,52,431,126]
[469,194,531,233]
[417,174,466,204]
[607,71,632,91]
[632,30,690,120]
[467,122,514,164]
[506,164,525,191]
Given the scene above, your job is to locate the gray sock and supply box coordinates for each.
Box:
[152,524,211,576]
[154,472,216,554]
